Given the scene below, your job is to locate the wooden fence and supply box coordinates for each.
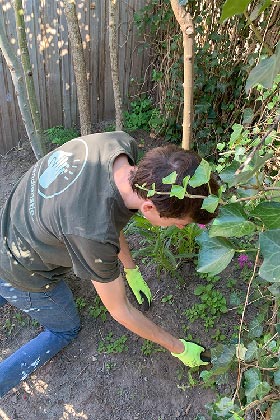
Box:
[0,0,150,155]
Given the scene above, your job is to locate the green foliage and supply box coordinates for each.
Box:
[184,283,227,331]
[45,125,80,146]
[124,97,165,136]
[141,339,166,356]
[75,296,87,311]
[98,332,128,354]
[125,214,201,281]
[88,296,108,321]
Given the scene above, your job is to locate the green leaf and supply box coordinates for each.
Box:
[189,159,211,187]
[259,229,280,282]
[251,202,280,229]
[242,108,254,124]
[250,0,271,21]
[162,171,177,184]
[274,369,280,386]
[244,368,271,403]
[211,344,236,375]
[201,195,219,213]
[196,231,235,275]
[219,161,240,187]
[245,341,259,362]
[248,317,264,339]
[271,402,280,420]
[268,283,280,297]
[220,0,251,22]
[170,184,185,199]
[246,42,280,92]
[209,203,256,238]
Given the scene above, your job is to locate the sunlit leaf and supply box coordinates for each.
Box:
[209,203,255,238]
[189,159,211,187]
[147,183,156,197]
[246,42,280,92]
[196,231,235,275]
[250,0,271,21]
[162,171,177,184]
[244,368,271,403]
[201,195,219,213]
[170,184,185,199]
[220,0,251,22]
[259,229,280,282]
[251,202,280,229]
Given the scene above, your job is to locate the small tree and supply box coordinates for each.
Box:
[0,7,46,159]
[109,0,123,131]
[63,0,91,136]
[170,0,194,150]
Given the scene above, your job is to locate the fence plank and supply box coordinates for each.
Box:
[0,0,150,154]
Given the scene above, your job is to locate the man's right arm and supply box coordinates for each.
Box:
[92,275,184,354]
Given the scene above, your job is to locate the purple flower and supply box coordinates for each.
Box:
[198,224,206,229]
[238,254,253,269]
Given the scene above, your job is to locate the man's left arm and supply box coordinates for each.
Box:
[118,230,152,307]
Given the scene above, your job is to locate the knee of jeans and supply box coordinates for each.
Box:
[55,323,81,343]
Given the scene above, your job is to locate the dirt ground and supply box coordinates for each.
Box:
[0,131,238,420]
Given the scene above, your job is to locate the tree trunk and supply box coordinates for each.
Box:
[109,0,123,131]
[63,0,92,136]
[0,10,45,159]
[13,0,47,157]
[170,0,194,150]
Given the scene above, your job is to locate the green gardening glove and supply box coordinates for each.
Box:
[124,266,152,310]
[171,339,210,368]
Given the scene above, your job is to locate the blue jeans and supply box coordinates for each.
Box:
[0,278,81,397]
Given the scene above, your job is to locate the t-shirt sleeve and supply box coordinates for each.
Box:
[63,234,120,282]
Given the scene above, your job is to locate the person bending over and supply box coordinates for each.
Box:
[0,131,219,396]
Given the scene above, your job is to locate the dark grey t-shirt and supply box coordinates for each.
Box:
[0,131,138,291]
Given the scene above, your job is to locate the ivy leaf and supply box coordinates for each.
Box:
[162,171,177,185]
[219,161,240,187]
[209,203,256,238]
[274,369,280,386]
[248,316,264,339]
[268,284,280,297]
[246,42,280,92]
[244,368,271,403]
[220,0,251,22]
[251,202,280,229]
[208,397,243,419]
[259,229,280,282]
[170,184,185,199]
[201,195,219,213]
[250,0,271,21]
[271,402,280,420]
[245,341,259,362]
[210,344,236,375]
[196,231,235,275]
[189,159,211,187]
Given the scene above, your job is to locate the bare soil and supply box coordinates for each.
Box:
[0,132,238,420]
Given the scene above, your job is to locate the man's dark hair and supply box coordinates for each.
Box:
[130,144,220,224]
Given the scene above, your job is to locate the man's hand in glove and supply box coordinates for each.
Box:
[124,266,152,310]
[171,339,210,367]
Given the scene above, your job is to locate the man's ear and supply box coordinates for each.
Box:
[140,200,156,216]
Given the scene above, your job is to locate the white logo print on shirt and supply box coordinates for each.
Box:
[37,138,88,199]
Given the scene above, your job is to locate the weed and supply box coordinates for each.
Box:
[45,126,80,146]
[88,296,107,321]
[161,294,173,304]
[3,319,15,335]
[141,339,165,356]
[75,297,87,311]
[98,332,128,354]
